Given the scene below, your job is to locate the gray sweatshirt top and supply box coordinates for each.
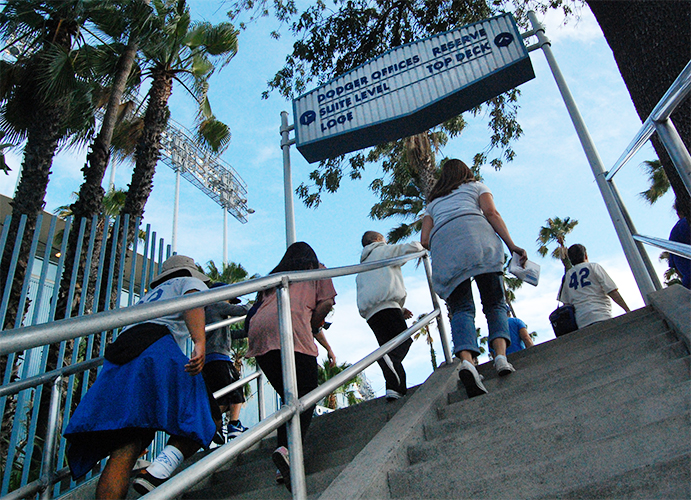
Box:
[205,302,251,356]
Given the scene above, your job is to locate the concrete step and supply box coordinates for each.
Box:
[393,453,691,500]
[184,463,348,499]
[428,356,691,442]
[450,312,674,404]
[183,390,413,499]
[408,380,691,466]
[387,411,691,498]
[446,332,685,412]
[535,452,690,500]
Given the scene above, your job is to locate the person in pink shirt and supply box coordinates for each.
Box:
[246,242,336,490]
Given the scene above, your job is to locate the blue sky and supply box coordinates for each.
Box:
[0,4,676,396]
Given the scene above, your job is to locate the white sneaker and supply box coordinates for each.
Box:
[458,360,488,398]
[494,355,515,376]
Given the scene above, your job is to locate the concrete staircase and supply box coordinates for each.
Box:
[59,286,691,499]
[181,391,416,499]
[386,306,690,499]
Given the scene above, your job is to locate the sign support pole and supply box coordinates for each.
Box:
[526,11,656,302]
[280,111,297,248]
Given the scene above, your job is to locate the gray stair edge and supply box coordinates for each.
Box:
[317,360,460,500]
[648,284,691,352]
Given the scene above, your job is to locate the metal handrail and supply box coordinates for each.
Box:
[0,250,448,500]
[606,60,691,181]
[0,316,247,398]
[0,251,427,357]
[0,369,264,500]
[632,234,691,260]
[144,309,444,500]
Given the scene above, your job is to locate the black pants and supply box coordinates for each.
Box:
[255,350,318,449]
[367,308,412,395]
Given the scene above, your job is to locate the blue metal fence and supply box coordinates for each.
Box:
[0,211,271,498]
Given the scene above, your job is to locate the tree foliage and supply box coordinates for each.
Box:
[639,159,670,206]
[536,216,578,271]
[317,359,365,409]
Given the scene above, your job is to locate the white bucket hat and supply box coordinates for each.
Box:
[150,255,208,287]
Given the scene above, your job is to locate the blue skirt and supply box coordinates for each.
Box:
[64,335,216,479]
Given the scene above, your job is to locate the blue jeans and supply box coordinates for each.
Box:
[446,272,510,356]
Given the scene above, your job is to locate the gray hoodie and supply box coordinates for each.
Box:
[355,241,423,320]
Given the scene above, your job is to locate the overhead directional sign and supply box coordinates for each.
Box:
[293,13,534,163]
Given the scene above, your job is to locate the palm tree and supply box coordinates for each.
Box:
[0,131,14,174]
[206,260,259,285]
[57,0,156,320]
[0,0,97,330]
[536,217,579,271]
[317,360,365,410]
[98,0,237,310]
[53,188,146,246]
[659,252,682,288]
[413,316,437,371]
[118,0,236,244]
[639,159,670,205]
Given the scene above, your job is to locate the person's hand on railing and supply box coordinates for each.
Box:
[403,308,413,320]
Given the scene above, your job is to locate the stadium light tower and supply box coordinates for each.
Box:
[157,122,251,255]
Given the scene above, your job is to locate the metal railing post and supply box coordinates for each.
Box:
[654,119,691,195]
[276,277,307,499]
[527,10,657,303]
[39,375,63,500]
[422,254,453,364]
[257,371,266,421]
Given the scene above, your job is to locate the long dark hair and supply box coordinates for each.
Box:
[270,242,320,274]
[427,159,477,203]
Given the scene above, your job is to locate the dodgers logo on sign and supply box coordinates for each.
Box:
[493,32,514,48]
[300,110,317,126]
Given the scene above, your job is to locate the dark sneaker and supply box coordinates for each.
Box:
[227,420,248,439]
[458,360,488,398]
[272,446,291,492]
[133,469,168,495]
[212,427,227,445]
[275,468,284,485]
[385,389,403,401]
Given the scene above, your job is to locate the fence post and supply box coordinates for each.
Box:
[276,276,307,499]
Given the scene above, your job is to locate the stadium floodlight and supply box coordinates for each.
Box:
[159,123,250,223]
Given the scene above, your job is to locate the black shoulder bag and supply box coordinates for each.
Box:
[549,275,578,337]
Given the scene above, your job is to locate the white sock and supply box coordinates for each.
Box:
[495,355,507,363]
[146,445,184,479]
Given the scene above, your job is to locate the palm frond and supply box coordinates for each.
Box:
[197,117,231,153]
[639,159,670,205]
